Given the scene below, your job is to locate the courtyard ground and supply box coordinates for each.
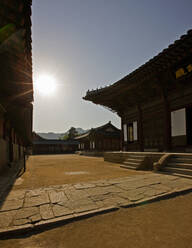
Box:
[1,192,192,248]
[1,154,192,247]
[12,154,145,190]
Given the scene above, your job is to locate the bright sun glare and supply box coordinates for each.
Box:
[35,74,57,96]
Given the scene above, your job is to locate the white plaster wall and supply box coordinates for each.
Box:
[123,124,127,142]
[171,108,186,137]
[133,121,138,141]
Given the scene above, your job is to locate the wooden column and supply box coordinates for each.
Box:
[120,117,123,151]
[155,74,172,152]
[137,105,144,151]
[152,73,172,151]
[110,138,112,151]
[163,97,172,151]
[9,127,13,163]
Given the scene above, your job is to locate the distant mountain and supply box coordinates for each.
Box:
[37,132,64,140]
[37,127,88,140]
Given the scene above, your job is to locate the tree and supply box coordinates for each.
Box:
[60,134,69,140]
[68,127,78,139]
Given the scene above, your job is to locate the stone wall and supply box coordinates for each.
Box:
[104,152,125,163]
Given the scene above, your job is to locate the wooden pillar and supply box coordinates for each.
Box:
[137,105,144,152]
[9,126,13,163]
[154,74,172,151]
[110,138,112,151]
[163,98,171,151]
[120,117,124,151]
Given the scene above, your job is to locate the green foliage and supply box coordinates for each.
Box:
[60,127,78,140]
[59,134,69,140]
[68,127,78,139]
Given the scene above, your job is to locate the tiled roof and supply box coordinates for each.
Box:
[75,122,120,140]
[75,132,90,140]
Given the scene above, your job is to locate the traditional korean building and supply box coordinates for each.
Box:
[33,133,79,154]
[0,1,33,172]
[84,30,192,153]
[75,122,121,152]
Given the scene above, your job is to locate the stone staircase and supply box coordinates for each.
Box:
[120,154,146,170]
[162,154,192,179]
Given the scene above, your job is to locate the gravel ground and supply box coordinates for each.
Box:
[12,154,146,190]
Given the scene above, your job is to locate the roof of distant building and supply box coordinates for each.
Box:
[75,121,120,140]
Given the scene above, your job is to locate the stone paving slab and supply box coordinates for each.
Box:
[0,173,192,236]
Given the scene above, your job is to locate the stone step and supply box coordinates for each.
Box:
[168,159,192,165]
[128,154,146,159]
[123,161,139,167]
[124,158,143,163]
[120,164,137,170]
[163,166,192,176]
[157,171,192,180]
[167,172,192,180]
[172,155,192,159]
[167,162,192,170]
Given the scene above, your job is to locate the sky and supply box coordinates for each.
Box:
[32,0,192,133]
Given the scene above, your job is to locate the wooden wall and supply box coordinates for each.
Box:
[122,75,192,152]
[79,136,120,152]
[0,115,25,173]
[142,101,165,151]
[33,144,78,155]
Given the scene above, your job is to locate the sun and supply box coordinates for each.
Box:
[35,74,57,96]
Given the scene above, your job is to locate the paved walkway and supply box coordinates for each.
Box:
[0,173,192,236]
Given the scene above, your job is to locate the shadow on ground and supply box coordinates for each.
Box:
[0,161,26,209]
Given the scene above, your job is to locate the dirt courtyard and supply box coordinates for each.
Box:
[1,192,192,248]
[13,154,146,190]
[1,154,192,247]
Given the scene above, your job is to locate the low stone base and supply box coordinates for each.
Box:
[104,152,165,170]
[76,151,104,157]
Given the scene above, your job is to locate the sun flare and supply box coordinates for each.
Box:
[35,74,57,96]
